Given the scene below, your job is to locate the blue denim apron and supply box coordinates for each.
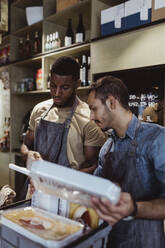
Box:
[103,121,165,248]
[34,97,78,166]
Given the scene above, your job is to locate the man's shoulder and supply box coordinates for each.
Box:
[33,99,53,113]
[75,99,90,119]
[139,121,165,140]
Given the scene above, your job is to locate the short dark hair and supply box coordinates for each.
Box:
[51,56,80,80]
[90,75,129,110]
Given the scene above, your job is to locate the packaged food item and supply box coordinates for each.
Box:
[36,68,43,90]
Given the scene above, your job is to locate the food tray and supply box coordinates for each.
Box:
[0,201,111,248]
[1,206,84,248]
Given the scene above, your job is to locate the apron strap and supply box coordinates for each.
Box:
[54,98,79,162]
[65,97,79,128]
[41,97,78,164]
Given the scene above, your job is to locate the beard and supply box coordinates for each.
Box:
[53,93,76,108]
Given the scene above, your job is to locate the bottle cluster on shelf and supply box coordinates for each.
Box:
[45,13,85,51]
[18,31,41,59]
[65,13,85,46]
[0,46,10,66]
[45,32,61,51]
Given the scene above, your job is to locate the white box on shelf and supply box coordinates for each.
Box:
[101,3,125,36]
[125,0,152,30]
[152,0,165,22]
[26,6,43,26]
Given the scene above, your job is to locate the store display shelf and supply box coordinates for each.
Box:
[0,64,12,72]
[12,21,43,38]
[92,18,165,43]
[13,56,42,67]
[46,0,91,29]
[13,89,50,95]
[13,87,90,95]
[12,0,42,9]
[44,42,90,59]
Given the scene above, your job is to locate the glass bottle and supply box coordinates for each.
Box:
[33,31,41,54]
[65,18,74,47]
[25,34,31,57]
[45,34,50,51]
[18,38,24,58]
[54,31,61,49]
[76,14,85,43]
[87,56,91,85]
[52,33,56,50]
[47,64,52,89]
[80,55,87,87]
[49,33,53,50]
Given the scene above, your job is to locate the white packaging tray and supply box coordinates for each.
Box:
[9,160,121,206]
[1,206,84,248]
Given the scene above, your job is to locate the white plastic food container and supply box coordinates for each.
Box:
[1,207,84,248]
[9,160,121,207]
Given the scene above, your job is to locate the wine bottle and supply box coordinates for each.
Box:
[25,34,31,57]
[18,37,24,58]
[65,18,74,47]
[45,34,50,51]
[87,56,91,85]
[49,33,53,50]
[47,64,52,89]
[33,31,41,54]
[80,55,87,87]
[76,14,85,43]
[54,31,61,49]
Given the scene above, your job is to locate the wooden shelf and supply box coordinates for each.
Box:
[13,89,50,95]
[12,21,43,38]
[0,64,11,72]
[13,56,42,67]
[98,0,127,5]
[78,86,90,90]
[46,0,91,30]
[44,42,90,60]
[13,0,42,9]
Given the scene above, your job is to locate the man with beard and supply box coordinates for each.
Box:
[88,75,165,248]
[21,56,106,190]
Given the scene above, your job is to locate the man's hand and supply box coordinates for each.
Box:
[27,151,42,195]
[26,150,42,169]
[91,192,135,226]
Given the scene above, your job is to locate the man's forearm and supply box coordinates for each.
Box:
[136,198,165,219]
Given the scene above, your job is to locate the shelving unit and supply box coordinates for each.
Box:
[0,0,164,188]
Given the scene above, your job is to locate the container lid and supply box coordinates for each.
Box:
[9,160,121,207]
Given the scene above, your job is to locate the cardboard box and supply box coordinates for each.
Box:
[152,0,165,22]
[125,0,152,30]
[101,3,125,36]
[56,0,80,12]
